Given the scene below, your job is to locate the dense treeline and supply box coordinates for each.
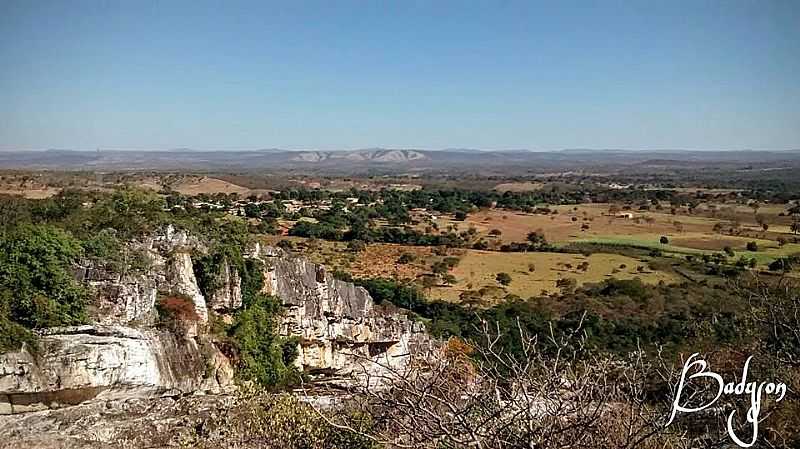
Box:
[355,277,746,358]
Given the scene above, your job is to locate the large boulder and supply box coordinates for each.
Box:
[0,326,232,415]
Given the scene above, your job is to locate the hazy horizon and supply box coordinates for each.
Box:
[3,147,800,153]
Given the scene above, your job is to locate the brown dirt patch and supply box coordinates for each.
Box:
[493,181,545,192]
[171,177,250,196]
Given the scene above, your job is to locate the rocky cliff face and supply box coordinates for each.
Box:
[254,243,428,384]
[0,326,231,415]
[0,228,430,415]
[0,226,230,415]
[206,260,242,312]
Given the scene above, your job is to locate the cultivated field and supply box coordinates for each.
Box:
[417,202,799,267]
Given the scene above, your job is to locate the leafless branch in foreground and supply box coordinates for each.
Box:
[303,315,712,449]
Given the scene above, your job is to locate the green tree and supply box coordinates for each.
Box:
[0,225,87,331]
[230,294,299,388]
[496,272,512,286]
[244,203,261,218]
[347,240,366,253]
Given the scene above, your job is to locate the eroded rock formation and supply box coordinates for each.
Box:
[1,226,231,415]
[206,260,243,312]
[254,243,428,384]
[0,326,231,414]
[0,228,429,415]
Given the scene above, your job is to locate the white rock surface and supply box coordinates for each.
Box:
[0,326,232,414]
[254,246,430,383]
[166,252,208,323]
[207,260,243,311]
[0,229,431,416]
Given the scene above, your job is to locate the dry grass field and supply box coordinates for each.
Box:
[0,187,60,198]
[423,202,796,256]
[423,206,704,244]
[171,176,251,195]
[427,250,677,302]
[261,196,800,305]
[493,181,545,192]
[259,236,679,303]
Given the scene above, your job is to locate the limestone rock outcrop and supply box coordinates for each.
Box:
[1,226,227,415]
[77,225,208,327]
[0,229,431,415]
[0,326,232,414]
[164,252,209,323]
[207,259,243,312]
[253,244,429,383]
[77,266,158,326]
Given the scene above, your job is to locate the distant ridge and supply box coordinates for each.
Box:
[1,148,799,174]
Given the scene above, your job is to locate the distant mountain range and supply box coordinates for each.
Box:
[1,148,799,174]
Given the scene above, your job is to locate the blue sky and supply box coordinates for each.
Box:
[1,0,798,151]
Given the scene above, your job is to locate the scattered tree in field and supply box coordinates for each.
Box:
[420,274,438,292]
[431,261,449,276]
[488,229,502,237]
[723,246,735,257]
[442,256,461,269]
[659,236,669,244]
[730,219,743,235]
[577,261,590,272]
[346,240,366,253]
[778,236,788,246]
[555,277,577,293]
[396,252,416,264]
[526,230,546,245]
[769,257,796,272]
[746,241,759,252]
[527,263,536,272]
[495,272,512,286]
